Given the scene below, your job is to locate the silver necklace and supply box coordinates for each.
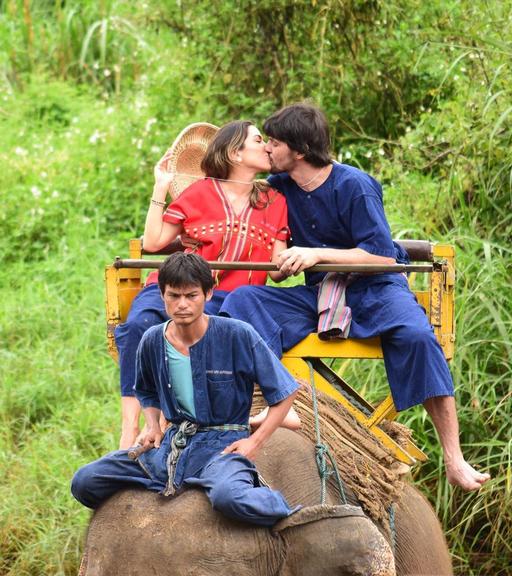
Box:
[172,172,255,185]
[297,165,328,190]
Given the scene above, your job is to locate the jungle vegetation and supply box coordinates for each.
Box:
[0,1,510,574]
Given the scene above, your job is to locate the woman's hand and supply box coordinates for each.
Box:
[180,233,202,251]
[153,151,175,199]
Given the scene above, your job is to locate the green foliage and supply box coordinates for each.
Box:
[0,1,511,574]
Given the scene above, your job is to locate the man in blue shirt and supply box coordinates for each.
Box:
[72,253,300,526]
[219,103,490,492]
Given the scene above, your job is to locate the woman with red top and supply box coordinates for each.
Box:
[115,121,299,449]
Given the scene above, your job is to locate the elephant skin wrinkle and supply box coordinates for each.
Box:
[272,504,365,532]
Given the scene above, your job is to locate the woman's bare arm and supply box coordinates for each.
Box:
[143,154,182,252]
[268,239,288,282]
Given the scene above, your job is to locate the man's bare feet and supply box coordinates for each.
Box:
[250,406,301,431]
[446,458,491,491]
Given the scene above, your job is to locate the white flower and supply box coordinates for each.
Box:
[52,190,60,198]
[31,186,42,198]
[345,151,352,159]
[89,130,103,144]
[364,151,372,158]
[104,68,111,77]
[378,148,385,156]
[15,147,28,156]
[145,118,157,132]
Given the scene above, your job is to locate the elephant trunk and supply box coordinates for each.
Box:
[274,505,395,576]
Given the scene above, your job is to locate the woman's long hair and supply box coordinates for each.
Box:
[201,120,271,208]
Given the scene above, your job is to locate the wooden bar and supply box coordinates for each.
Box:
[113,258,434,274]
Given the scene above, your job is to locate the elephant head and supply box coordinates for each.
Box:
[79,429,451,576]
[80,492,394,576]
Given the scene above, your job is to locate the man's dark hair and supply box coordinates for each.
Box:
[158,252,214,296]
[263,103,331,167]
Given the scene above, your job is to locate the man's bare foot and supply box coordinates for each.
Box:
[446,458,491,491]
[250,407,301,431]
[119,427,139,450]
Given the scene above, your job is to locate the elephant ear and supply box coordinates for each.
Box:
[272,504,365,532]
[273,505,396,576]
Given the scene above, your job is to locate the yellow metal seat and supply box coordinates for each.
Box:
[281,242,455,465]
[105,239,455,466]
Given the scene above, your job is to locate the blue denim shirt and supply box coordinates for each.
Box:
[134,316,299,487]
[268,163,409,287]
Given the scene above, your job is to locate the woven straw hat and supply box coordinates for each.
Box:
[162,122,219,199]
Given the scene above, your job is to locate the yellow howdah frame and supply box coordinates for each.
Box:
[105,239,455,466]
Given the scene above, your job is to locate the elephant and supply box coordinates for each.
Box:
[79,428,452,576]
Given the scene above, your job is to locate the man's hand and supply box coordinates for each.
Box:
[277,246,320,276]
[139,425,164,450]
[134,416,168,447]
[222,436,261,461]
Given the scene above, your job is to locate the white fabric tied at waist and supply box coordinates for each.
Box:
[317,273,353,340]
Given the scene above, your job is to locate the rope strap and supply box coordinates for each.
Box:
[306,360,347,505]
[163,420,249,496]
[388,504,397,554]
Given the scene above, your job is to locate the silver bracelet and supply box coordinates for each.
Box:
[151,198,166,208]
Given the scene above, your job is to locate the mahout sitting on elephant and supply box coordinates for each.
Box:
[72,252,304,526]
[79,422,452,576]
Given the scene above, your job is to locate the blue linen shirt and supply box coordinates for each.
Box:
[134,315,299,487]
[268,162,409,286]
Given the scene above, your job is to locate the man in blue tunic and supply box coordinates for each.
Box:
[219,103,490,492]
[71,252,300,526]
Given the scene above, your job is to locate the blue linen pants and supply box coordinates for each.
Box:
[71,450,297,527]
[217,275,454,411]
[114,284,228,397]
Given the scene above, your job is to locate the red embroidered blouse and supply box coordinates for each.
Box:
[146,178,289,292]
